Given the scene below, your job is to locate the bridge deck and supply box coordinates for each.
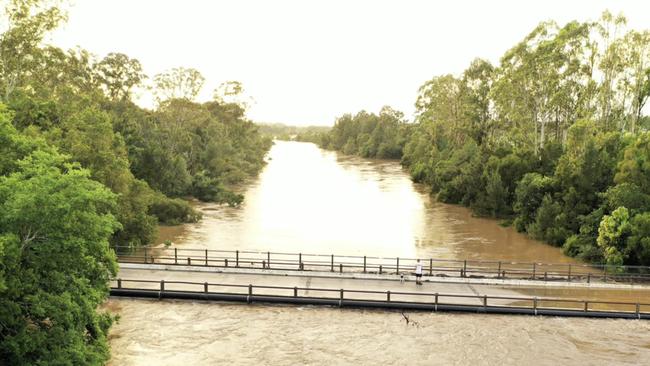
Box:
[114,264,650,315]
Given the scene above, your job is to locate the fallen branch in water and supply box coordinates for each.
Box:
[401,312,420,328]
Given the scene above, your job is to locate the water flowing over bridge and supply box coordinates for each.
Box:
[112,246,650,320]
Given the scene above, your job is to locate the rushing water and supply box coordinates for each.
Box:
[110,141,649,365]
[106,299,650,366]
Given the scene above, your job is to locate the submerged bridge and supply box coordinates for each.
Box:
[111,246,650,320]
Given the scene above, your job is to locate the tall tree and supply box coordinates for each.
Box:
[153,67,204,102]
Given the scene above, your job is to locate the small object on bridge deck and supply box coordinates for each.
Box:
[187,257,191,266]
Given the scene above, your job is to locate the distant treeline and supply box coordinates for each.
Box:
[258,123,331,141]
[314,12,650,267]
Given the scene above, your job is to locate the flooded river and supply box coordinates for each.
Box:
[156,140,578,263]
[109,141,650,365]
[106,299,650,365]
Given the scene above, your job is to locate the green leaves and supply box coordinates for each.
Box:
[0,107,119,364]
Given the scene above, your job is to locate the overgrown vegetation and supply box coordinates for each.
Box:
[316,12,650,267]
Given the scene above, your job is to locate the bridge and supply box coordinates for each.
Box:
[111,246,650,320]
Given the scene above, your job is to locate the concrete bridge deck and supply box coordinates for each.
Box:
[113,264,650,318]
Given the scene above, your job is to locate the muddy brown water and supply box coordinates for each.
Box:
[105,299,650,365]
[110,141,650,364]
[154,140,578,263]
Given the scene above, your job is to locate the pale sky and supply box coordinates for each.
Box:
[50,0,650,126]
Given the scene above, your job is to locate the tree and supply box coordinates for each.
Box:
[0,0,67,101]
[597,206,631,266]
[152,67,204,102]
[0,116,119,364]
[96,52,145,101]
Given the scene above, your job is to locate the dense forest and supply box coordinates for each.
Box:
[314,12,650,268]
[0,1,270,364]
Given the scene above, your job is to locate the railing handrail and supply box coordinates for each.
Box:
[110,277,650,310]
[111,244,650,272]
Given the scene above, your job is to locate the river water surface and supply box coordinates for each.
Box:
[108,141,650,365]
[155,140,579,262]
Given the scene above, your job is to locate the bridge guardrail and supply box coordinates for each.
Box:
[112,245,650,285]
[109,277,650,320]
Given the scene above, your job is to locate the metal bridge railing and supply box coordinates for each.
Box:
[110,278,650,319]
[112,245,650,285]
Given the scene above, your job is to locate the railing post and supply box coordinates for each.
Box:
[379,265,383,274]
[497,261,501,278]
[396,257,400,274]
[160,280,165,292]
[248,284,253,303]
[363,256,367,273]
[236,250,239,267]
[584,301,588,312]
[532,263,536,279]
[533,297,538,315]
[339,289,344,307]
[205,249,208,266]
[339,263,343,273]
[144,247,148,264]
[429,258,433,276]
[483,295,487,310]
[204,282,208,293]
[463,260,467,278]
[637,303,641,319]
[174,248,178,264]
[587,273,591,284]
[117,279,122,289]
[267,251,271,269]
[294,286,298,297]
[568,264,572,282]
[299,253,302,270]
[225,258,229,267]
[331,254,334,272]
[387,290,391,302]
[262,260,266,269]
[187,257,191,266]
[544,271,548,281]
[434,293,438,311]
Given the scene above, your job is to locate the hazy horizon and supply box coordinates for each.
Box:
[50,0,650,126]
